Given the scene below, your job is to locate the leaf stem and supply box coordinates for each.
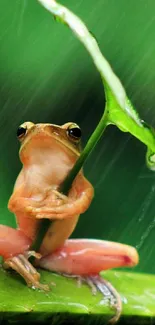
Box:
[60,110,109,193]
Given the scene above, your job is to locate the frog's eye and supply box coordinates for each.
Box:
[17,126,27,139]
[67,124,81,142]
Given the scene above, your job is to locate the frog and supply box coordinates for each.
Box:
[0,121,139,323]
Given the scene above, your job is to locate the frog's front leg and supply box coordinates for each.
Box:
[0,225,48,290]
[27,175,94,220]
[38,239,139,323]
[8,186,44,215]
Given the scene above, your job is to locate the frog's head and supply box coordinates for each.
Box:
[16,121,82,166]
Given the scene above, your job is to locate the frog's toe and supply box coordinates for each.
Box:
[3,253,49,291]
[26,206,35,214]
[25,250,42,260]
[36,213,65,220]
[88,275,122,324]
[59,273,121,323]
[52,190,68,202]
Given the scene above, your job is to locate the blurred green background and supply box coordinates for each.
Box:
[0,0,155,274]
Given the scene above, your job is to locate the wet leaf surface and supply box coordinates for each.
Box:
[0,268,155,324]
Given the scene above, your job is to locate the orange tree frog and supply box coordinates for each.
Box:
[0,122,139,321]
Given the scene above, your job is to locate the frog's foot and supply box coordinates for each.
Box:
[3,251,49,291]
[60,273,97,295]
[88,275,122,324]
[61,273,121,324]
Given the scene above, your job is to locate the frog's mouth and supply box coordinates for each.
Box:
[19,123,81,161]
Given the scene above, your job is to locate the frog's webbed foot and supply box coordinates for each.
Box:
[86,275,122,324]
[3,251,49,291]
[61,273,121,324]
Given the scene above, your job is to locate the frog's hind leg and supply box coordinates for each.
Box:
[0,225,31,259]
[0,225,48,290]
[39,238,139,323]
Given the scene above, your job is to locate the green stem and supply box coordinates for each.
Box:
[31,219,51,252]
[60,111,109,193]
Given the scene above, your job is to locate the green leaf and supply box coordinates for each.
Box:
[105,85,155,169]
[37,0,155,169]
[0,268,155,324]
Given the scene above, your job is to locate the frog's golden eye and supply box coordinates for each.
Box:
[17,125,27,140]
[17,122,34,140]
[67,124,81,142]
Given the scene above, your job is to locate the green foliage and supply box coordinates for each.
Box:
[0,268,155,324]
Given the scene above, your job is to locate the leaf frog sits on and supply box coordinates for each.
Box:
[0,122,139,322]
